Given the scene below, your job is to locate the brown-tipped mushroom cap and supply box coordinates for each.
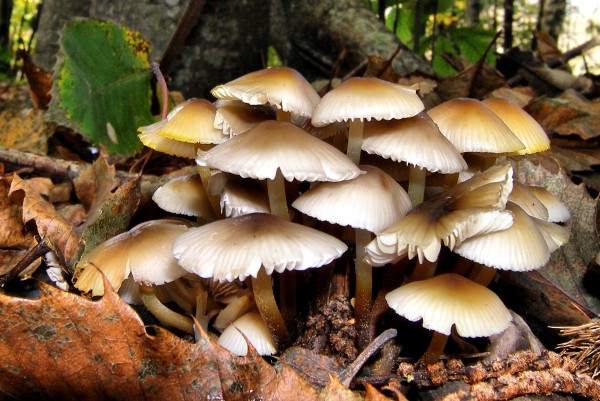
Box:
[508,182,549,221]
[214,100,275,136]
[454,201,568,271]
[138,119,198,158]
[292,165,411,234]
[362,113,467,174]
[197,120,363,182]
[311,77,424,127]
[152,174,215,218]
[483,97,550,155]
[427,98,525,153]
[211,67,320,118]
[157,98,227,144]
[74,219,191,296]
[365,164,515,265]
[385,273,512,337]
[172,212,348,282]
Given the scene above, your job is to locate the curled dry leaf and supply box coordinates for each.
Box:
[0,280,376,400]
[8,174,82,270]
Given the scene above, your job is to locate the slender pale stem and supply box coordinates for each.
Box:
[197,165,221,218]
[408,165,427,206]
[408,259,438,282]
[267,169,289,219]
[354,228,373,350]
[140,285,194,334]
[421,331,449,365]
[252,268,291,349]
[347,119,364,165]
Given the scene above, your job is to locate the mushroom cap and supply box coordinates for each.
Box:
[385,273,512,337]
[210,67,320,118]
[508,182,549,221]
[454,202,561,271]
[209,173,270,217]
[427,98,525,153]
[197,120,363,182]
[528,186,571,222]
[157,98,227,144]
[138,119,198,158]
[365,164,514,265]
[292,165,412,234]
[217,310,278,356]
[483,97,550,155]
[214,100,275,136]
[311,77,424,127]
[152,174,215,218]
[172,212,348,281]
[74,219,191,296]
[362,113,467,174]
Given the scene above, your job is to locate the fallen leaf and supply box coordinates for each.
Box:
[8,174,82,269]
[0,168,33,249]
[555,113,600,140]
[0,107,53,153]
[0,280,368,400]
[18,49,53,109]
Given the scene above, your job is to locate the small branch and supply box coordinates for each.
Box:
[0,239,51,285]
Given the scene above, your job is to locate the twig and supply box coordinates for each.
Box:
[0,239,51,285]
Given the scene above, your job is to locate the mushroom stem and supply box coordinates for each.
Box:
[164,280,195,313]
[408,165,426,206]
[267,169,290,219]
[140,285,194,334]
[252,267,291,349]
[194,286,210,334]
[421,331,449,366]
[469,263,497,287]
[347,119,364,165]
[276,109,292,123]
[408,259,438,283]
[354,228,374,350]
[197,165,221,218]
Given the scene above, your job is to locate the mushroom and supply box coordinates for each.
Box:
[152,174,216,220]
[208,173,270,217]
[211,66,320,122]
[217,310,278,356]
[292,165,412,349]
[214,100,275,136]
[365,164,515,274]
[482,97,550,155]
[197,120,362,219]
[172,212,348,348]
[73,219,194,333]
[362,112,467,205]
[527,186,571,222]
[312,77,424,164]
[385,273,512,365]
[137,119,197,158]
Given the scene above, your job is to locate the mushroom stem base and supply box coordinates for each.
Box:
[140,285,194,334]
[252,268,291,349]
[421,331,448,366]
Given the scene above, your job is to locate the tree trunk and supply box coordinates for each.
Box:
[0,0,12,48]
[503,0,514,49]
[273,0,434,82]
[465,0,481,26]
[537,0,566,41]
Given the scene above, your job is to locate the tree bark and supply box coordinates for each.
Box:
[503,0,514,49]
[465,0,481,26]
[273,0,434,81]
[537,0,566,41]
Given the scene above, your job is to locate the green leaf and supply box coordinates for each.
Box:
[47,19,155,155]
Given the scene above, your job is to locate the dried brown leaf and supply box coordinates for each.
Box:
[0,280,362,401]
[8,174,82,269]
[0,169,33,249]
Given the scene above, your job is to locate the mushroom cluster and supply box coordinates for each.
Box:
[78,66,570,364]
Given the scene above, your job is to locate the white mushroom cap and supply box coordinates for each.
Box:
[385,273,512,337]
[311,77,424,127]
[74,219,191,296]
[138,119,198,158]
[365,164,515,265]
[172,212,348,281]
[483,97,550,155]
[454,202,564,271]
[427,98,525,153]
[197,120,363,182]
[508,182,549,221]
[209,173,270,217]
[214,100,275,136]
[157,98,227,144]
[211,67,320,118]
[362,113,467,174]
[292,165,412,234]
[528,186,571,222]
[217,310,277,356]
[152,174,215,218]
